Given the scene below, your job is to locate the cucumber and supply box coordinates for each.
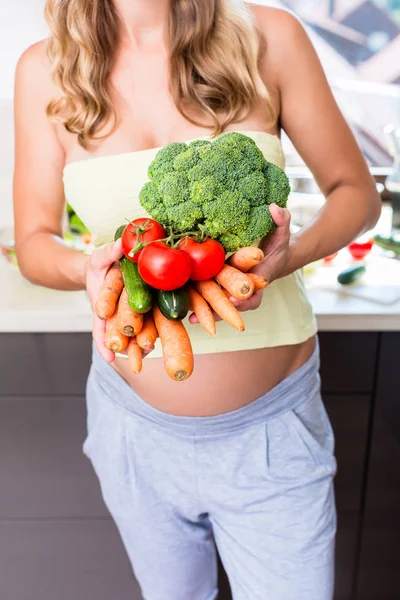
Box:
[156,287,190,321]
[121,260,153,313]
[114,225,153,313]
[373,234,400,256]
[337,264,366,285]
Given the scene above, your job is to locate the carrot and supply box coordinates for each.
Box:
[104,309,129,354]
[116,288,143,337]
[247,272,268,290]
[188,286,216,336]
[153,305,194,381]
[215,265,254,300]
[136,312,158,350]
[95,263,124,320]
[127,337,143,374]
[196,280,245,332]
[228,247,264,272]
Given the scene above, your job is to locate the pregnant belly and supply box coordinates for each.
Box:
[112,336,316,417]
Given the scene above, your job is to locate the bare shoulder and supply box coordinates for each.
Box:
[249,4,312,71]
[249,4,306,41]
[249,4,316,87]
[15,39,54,99]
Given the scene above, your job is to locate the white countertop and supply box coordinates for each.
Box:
[1,201,399,333]
[1,250,400,333]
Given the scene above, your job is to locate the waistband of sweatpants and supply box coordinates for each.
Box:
[90,337,320,438]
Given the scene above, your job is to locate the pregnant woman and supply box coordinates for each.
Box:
[14,1,381,599]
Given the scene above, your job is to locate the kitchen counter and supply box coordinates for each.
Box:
[1,251,400,333]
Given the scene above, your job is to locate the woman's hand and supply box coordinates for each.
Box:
[189,203,291,323]
[230,203,291,312]
[85,238,124,363]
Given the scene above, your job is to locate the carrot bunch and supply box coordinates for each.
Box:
[95,265,155,375]
[95,246,266,382]
[190,246,267,334]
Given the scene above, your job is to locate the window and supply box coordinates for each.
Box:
[277,0,400,167]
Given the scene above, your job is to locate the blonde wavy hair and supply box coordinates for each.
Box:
[45,0,275,149]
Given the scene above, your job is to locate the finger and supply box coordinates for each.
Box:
[142,348,154,358]
[228,296,240,307]
[189,311,222,325]
[250,260,275,286]
[269,204,291,229]
[260,205,291,257]
[232,291,263,312]
[92,239,123,270]
[93,316,115,363]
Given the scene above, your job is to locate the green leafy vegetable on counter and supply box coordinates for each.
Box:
[66,204,90,236]
[139,132,291,252]
[373,234,400,256]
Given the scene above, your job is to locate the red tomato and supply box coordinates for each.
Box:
[122,218,166,262]
[348,240,373,260]
[138,242,192,291]
[178,237,226,281]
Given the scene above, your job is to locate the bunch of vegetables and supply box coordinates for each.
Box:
[94,132,291,381]
[94,218,269,381]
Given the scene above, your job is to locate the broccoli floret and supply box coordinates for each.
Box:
[157,172,191,206]
[148,142,188,182]
[218,233,242,253]
[191,177,222,204]
[187,163,208,183]
[173,148,200,171]
[166,201,203,232]
[263,162,291,207]
[141,132,289,247]
[237,205,276,247]
[237,172,269,206]
[214,131,253,150]
[199,145,248,187]
[188,139,211,150]
[215,132,265,172]
[139,181,170,225]
[203,191,250,237]
[241,142,266,172]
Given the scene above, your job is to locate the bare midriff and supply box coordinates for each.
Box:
[111,336,316,417]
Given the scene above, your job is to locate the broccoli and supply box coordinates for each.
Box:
[237,172,269,206]
[139,181,170,225]
[191,177,222,204]
[203,191,250,237]
[148,142,188,182]
[157,172,191,206]
[215,132,266,171]
[188,139,211,150]
[236,205,276,247]
[173,148,200,172]
[140,132,290,252]
[263,162,291,207]
[167,201,203,232]
[218,233,243,254]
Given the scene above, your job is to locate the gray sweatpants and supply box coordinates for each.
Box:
[85,341,337,600]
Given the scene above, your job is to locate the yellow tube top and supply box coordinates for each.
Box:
[63,131,317,357]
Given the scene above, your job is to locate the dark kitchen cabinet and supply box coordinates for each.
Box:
[0,331,398,600]
[355,333,400,600]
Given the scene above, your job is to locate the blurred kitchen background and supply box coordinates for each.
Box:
[2,0,400,229]
[1,2,400,600]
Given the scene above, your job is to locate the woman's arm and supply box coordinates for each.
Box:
[258,8,382,278]
[13,42,88,291]
[13,42,122,363]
